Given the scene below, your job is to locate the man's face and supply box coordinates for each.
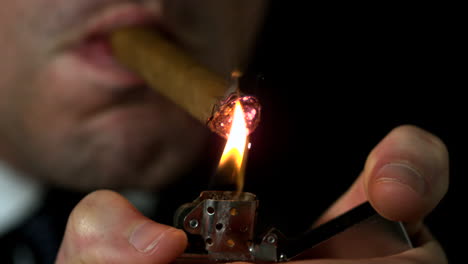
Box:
[0,0,266,190]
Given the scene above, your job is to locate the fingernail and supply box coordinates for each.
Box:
[376,163,426,195]
[129,222,167,254]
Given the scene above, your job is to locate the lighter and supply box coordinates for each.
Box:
[173,191,412,262]
[111,26,412,262]
[170,87,411,262]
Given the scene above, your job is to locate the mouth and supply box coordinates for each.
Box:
[68,4,164,88]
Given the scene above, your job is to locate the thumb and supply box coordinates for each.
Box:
[314,125,449,233]
[56,190,187,264]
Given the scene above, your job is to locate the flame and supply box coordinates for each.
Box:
[218,100,249,193]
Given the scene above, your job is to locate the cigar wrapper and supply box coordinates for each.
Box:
[110,27,227,124]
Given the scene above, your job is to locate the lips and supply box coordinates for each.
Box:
[68,5,161,88]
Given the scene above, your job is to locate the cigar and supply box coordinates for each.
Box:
[110,27,227,124]
[110,27,260,138]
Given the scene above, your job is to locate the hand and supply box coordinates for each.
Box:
[56,125,449,263]
[306,125,448,263]
[55,190,187,264]
[246,125,449,263]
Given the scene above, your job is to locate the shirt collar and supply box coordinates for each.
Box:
[0,162,44,236]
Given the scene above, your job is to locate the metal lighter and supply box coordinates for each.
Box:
[173,191,412,263]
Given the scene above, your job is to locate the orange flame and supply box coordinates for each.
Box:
[218,100,249,193]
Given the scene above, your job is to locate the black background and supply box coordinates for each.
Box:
[239,1,463,261]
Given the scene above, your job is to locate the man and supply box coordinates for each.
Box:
[0,0,449,263]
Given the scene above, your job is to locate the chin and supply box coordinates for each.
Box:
[44,107,209,191]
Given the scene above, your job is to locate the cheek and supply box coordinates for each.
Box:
[0,1,62,129]
[19,58,101,154]
[0,61,76,168]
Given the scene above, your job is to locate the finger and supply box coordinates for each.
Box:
[314,125,449,233]
[364,125,449,229]
[56,190,187,264]
[313,172,367,226]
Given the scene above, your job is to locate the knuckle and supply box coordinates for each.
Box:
[62,190,124,263]
[366,125,449,187]
[61,190,133,263]
[394,125,448,157]
[383,125,449,168]
[67,198,99,246]
[67,190,120,247]
[388,125,449,197]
